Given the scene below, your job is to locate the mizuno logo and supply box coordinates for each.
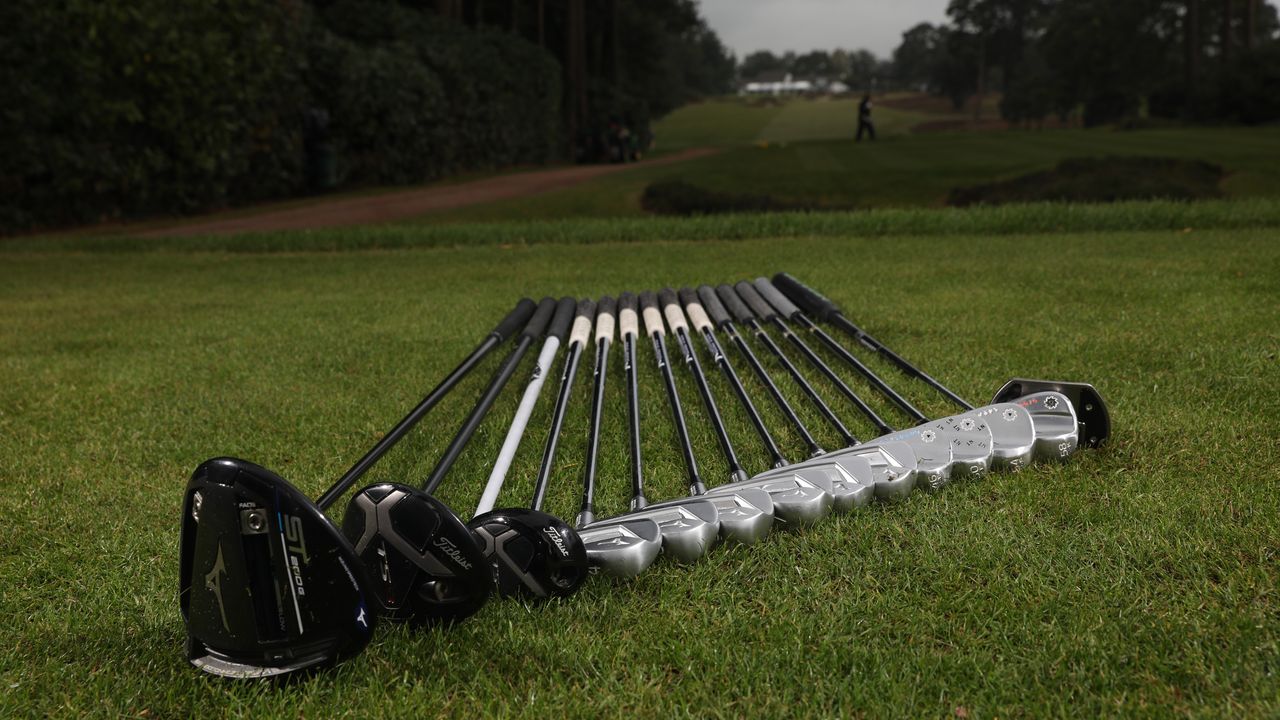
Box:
[205,542,230,632]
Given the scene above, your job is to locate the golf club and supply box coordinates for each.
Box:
[179,298,536,678]
[341,297,558,625]
[577,295,720,563]
[468,297,589,600]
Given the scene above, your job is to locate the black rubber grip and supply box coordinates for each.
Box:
[658,287,679,309]
[753,277,801,319]
[493,298,537,341]
[639,290,659,313]
[735,281,776,320]
[547,296,577,342]
[677,287,698,307]
[619,292,638,315]
[697,285,730,327]
[597,295,617,318]
[772,272,839,321]
[521,296,557,339]
[716,284,754,323]
[575,297,596,322]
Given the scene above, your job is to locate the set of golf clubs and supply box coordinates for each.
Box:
[178,273,1110,680]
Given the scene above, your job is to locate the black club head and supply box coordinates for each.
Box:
[467,508,590,599]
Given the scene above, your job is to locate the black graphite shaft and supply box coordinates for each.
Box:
[618,293,647,509]
[530,299,594,511]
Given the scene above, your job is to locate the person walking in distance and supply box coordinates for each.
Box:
[856,93,876,142]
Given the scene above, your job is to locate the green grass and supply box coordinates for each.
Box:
[2,207,1278,716]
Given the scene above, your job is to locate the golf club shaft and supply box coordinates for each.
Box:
[641,291,706,496]
[423,297,558,494]
[316,298,537,510]
[619,293,647,509]
[474,298,577,515]
[530,300,595,511]
[680,287,788,468]
[699,285,825,457]
[754,278,929,424]
[577,297,616,526]
[773,272,974,411]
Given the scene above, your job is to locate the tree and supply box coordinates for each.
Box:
[893,23,945,90]
[740,50,785,79]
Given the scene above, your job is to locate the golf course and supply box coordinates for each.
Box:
[4,87,1280,713]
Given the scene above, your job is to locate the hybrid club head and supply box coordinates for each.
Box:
[931,413,995,480]
[708,472,834,525]
[179,458,376,679]
[874,426,954,492]
[1011,391,1080,461]
[467,508,590,599]
[342,483,492,625]
[961,403,1036,472]
[692,487,774,545]
[577,518,663,578]
[584,498,720,564]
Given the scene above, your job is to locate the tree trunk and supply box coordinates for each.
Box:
[973,35,986,123]
[1245,0,1257,49]
[1221,0,1233,65]
[1186,0,1200,90]
[565,0,587,158]
[610,0,620,87]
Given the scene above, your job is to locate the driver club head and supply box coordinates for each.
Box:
[1011,391,1080,461]
[467,508,590,599]
[583,498,720,564]
[961,403,1036,472]
[179,458,376,679]
[342,483,492,626]
[577,518,663,578]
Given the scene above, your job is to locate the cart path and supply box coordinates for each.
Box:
[139,147,719,238]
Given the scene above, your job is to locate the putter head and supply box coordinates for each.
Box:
[342,483,491,625]
[930,413,994,480]
[962,403,1036,472]
[1008,391,1080,462]
[584,498,719,564]
[577,518,663,578]
[467,508,589,599]
[993,378,1110,448]
[874,426,954,492]
[708,472,834,525]
[179,458,375,679]
[695,487,774,545]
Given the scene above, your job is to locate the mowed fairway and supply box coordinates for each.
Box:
[2,208,1278,716]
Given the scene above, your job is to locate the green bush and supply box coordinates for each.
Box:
[947,156,1224,207]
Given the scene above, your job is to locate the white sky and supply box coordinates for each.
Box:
[698,0,952,59]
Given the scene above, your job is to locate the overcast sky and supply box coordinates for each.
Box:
[699,0,951,60]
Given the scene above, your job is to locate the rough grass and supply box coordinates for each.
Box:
[1,209,1277,717]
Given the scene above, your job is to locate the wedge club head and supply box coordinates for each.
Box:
[992,378,1110,449]
[467,508,590,599]
[583,498,720,564]
[342,483,492,625]
[577,518,663,578]
[874,426,954,492]
[179,458,376,679]
[930,413,995,480]
[1011,391,1080,461]
[961,403,1036,472]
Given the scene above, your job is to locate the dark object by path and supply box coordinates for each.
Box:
[948,156,1224,206]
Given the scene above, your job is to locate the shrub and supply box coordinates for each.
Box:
[947,156,1224,207]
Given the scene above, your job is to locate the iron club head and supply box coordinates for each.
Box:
[582,498,720,564]
[576,517,663,578]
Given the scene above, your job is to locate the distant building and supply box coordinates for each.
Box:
[740,72,848,96]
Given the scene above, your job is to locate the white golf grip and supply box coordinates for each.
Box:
[663,301,689,334]
[595,311,615,343]
[619,305,639,339]
[474,337,561,515]
[685,300,712,333]
[643,305,664,337]
[568,314,592,348]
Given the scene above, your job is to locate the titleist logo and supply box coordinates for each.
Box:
[543,527,570,557]
[434,536,472,570]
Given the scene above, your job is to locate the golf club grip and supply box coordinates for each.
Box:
[568,298,595,348]
[771,273,840,322]
[753,277,802,320]
[679,287,713,332]
[735,281,777,321]
[493,298,539,341]
[659,288,688,334]
[595,296,617,342]
[639,291,665,337]
[521,297,558,340]
[618,292,639,338]
[697,285,731,327]
[547,297,577,342]
[716,284,755,324]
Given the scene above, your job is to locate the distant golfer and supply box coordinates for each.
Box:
[856,94,876,142]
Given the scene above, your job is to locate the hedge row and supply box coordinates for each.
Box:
[0,0,562,234]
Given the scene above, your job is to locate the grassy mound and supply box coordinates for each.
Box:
[949,156,1224,206]
[641,179,841,216]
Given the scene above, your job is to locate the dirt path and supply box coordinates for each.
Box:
[139,148,718,238]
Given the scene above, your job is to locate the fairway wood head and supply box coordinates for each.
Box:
[698,487,774,545]
[342,483,491,625]
[931,414,994,480]
[875,426,954,492]
[585,498,719,564]
[467,508,589,599]
[963,403,1036,471]
[179,458,376,679]
[708,472,834,525]
[1013,391,1080,461]
[577,518,663,578]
